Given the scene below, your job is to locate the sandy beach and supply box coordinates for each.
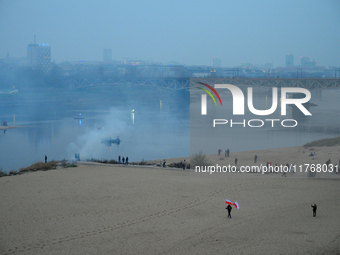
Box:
[1,145,340,254]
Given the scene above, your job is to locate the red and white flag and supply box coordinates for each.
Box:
[226,199,239,209]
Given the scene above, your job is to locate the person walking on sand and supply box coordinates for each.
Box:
[122,157,125,164]
[182,159,186,170]
[254,155,257,163]
[118,155,121,163]
[311,204,317,217]
[227,149,230,157]
[326,159,331,169]
[226,204,232,218]
[163,159,166,167]
[45,155,47,163]
[126,157,129,165]
[235,158,238,166]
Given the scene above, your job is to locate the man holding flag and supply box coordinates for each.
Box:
[226,204,232,218]
[225,199,239,219]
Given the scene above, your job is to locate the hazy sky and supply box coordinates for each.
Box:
[0,0,339,67]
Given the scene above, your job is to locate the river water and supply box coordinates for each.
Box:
[190,86,340,155]
[0,85,189,172]
[0,85,339,172]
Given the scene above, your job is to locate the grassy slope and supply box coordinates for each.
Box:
[303,136,340,147]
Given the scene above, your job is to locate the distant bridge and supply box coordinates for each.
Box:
[70,78,340,90]
[191,78,340,90]
[71,78,190,90]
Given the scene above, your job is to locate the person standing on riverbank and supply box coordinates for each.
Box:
[226,204,232,218]
[311,204,317,217]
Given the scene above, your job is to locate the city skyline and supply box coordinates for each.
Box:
[3,40,334,69]
[0,0,339,67]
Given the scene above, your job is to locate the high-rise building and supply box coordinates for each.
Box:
[103,49,112,62]
[27,36,51,72]
[212,57,221,67]
[285,54,294,67]
[301,57,316,68]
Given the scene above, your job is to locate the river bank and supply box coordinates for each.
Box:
[0,144,339,254]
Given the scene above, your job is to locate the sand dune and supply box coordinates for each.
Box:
[0,146,340,254]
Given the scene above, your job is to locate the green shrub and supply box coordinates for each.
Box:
[89,158,119,164]
[19,161,57,173]
[9,170,18,175]
[190,151,211,169]
[0,168,8,177]
[60,160,68,167]
[67,163,78,167]
[304,136,340,147]
[139,159,147,165]
[168,162,183,168]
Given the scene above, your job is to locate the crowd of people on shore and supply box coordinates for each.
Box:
[68,147,339,174]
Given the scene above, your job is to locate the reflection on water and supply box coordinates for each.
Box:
[1,86,340,172]
[0,86,190,172]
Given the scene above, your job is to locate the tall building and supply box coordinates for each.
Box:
[103,49,112,62]
[27,36,51,72]
[301,57,316,68]
[212,57,221,67]
[285,54,294,67]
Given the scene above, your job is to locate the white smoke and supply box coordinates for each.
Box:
[67,107,129,160]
